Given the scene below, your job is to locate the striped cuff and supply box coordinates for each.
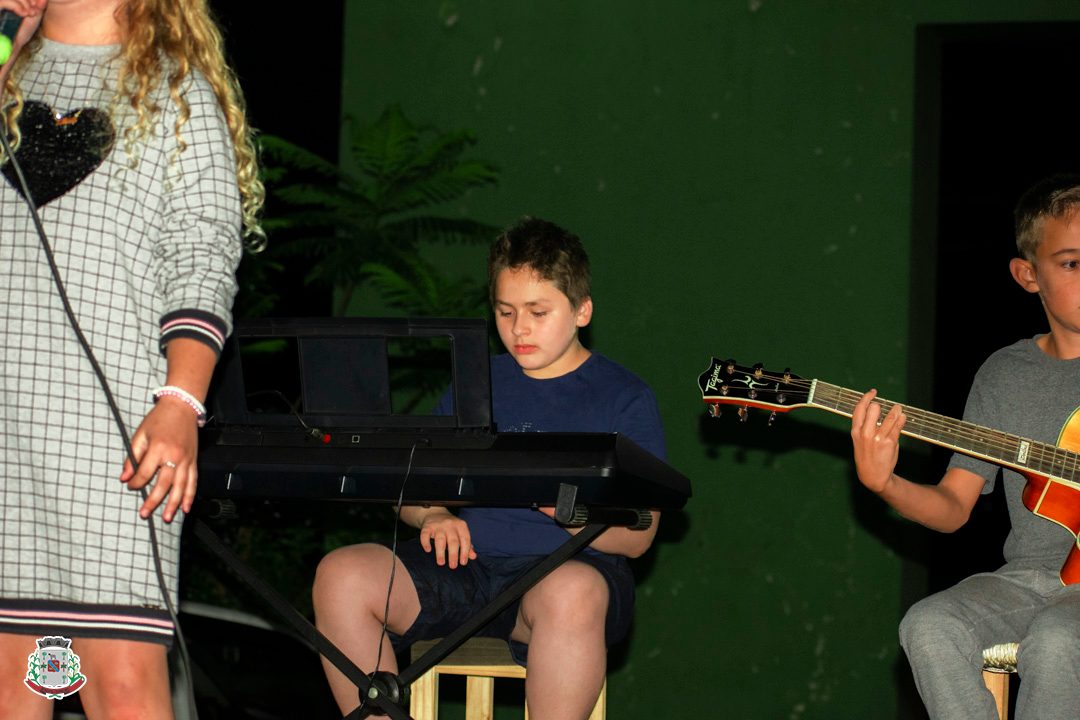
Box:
[0,598,174,647]
[159,309,228,357]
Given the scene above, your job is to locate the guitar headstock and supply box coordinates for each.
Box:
[698,357,812,420]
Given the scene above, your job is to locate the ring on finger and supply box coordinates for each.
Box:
[163,460,178,469]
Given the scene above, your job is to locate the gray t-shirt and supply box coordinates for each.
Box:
[948,337,1080,569]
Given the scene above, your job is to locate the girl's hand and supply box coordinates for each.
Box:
[0,0,46,63]
[120,396,199,523]
[418,512,477,569]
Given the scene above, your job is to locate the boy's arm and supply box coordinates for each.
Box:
[539,383,666,558]
[398,506,477,569]
[406,388,478,568]
[852,389,984,531]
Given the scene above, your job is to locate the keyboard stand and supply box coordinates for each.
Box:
[192,517,609,720]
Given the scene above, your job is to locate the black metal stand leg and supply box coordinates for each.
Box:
[191,519,411,720]
[195,518,608,720]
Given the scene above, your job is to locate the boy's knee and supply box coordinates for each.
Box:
[313,544,387,611]
[899,595,961,654]
[527,563,609,625]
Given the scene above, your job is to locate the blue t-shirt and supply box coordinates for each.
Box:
[436,352,666,559]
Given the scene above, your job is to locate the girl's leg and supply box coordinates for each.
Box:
[73,637,171,720]
[0,633,52,720]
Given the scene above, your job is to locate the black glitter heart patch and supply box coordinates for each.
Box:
[2,100,116,206]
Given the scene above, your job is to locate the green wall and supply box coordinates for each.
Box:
[341,2,1080,717]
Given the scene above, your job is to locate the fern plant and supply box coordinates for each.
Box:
[257,104,500,316]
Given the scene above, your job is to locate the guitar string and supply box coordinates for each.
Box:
[800,375,1074,478]
[818,382,1074,477]
[742,374,1077,480]
[705,369,1015,451]
[703,366,1080,480]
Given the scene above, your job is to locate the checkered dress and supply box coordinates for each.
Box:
[0,39,242,645]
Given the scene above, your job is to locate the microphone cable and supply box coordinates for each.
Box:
[352,440,417,719]
[1,118,199,718]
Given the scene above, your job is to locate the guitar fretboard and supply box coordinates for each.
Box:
[809,380,1080,483]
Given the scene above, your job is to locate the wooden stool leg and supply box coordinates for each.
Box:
[410,637,607,720]
[982,670,1010,720]
[411,667,440,720]
[464,675,496,720]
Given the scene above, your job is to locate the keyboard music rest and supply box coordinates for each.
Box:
[197,431,691,511]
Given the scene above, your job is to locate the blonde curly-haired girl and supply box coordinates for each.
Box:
[0,1,263,717]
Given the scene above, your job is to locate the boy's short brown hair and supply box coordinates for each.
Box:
[1015,174,1080,260]
[488,217,591,308]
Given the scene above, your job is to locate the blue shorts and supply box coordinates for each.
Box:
[388,539,635,666]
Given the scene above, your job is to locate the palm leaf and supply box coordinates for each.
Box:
[261,135,342,177]
[257,105,499,317]
[382,216,500,246]
[349,105,419,181]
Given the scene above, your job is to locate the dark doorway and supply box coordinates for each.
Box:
[912,22,1080,592]
[210,1,346,318]
[210,2,345,163]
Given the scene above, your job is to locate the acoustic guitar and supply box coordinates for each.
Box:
[697,356,1080,584]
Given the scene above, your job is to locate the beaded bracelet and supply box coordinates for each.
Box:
[152,385,207,427]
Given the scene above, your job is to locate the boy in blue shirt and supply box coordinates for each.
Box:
[313,217,666,719]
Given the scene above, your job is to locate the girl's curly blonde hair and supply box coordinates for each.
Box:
[2,0,265,250]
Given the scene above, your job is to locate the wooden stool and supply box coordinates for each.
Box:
[982,642,1018,720]
[410,637,606,720]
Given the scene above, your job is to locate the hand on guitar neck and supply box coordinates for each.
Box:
[696,358,997,541]
[849,388,907,494]
[698,355,1080,584]
[849,388,984,534]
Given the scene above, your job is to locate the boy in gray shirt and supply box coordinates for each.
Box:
[850,174,1080,719]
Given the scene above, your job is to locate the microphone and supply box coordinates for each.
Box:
[0,10,23,65]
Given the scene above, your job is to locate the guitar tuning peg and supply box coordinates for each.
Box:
[748,389,758,400]
[753,363,764,378]
[738,406,749,422]
[777,393,786,404]
[783,368,792,383]
[768,411,777,426]
[708,404,721,418]
[725,359,736,374]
